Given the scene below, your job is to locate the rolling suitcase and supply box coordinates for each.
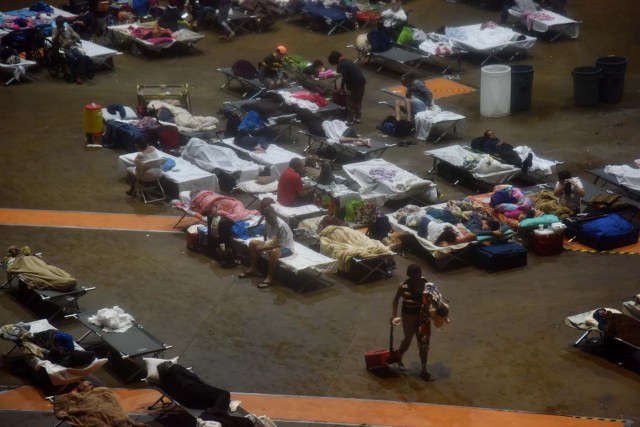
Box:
[365,324,400,370]
[473,242,527,272]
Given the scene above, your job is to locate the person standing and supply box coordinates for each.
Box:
[391,264,435,381]
[328,51,366,124]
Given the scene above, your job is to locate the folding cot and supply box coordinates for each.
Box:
[300,1,355,35]
[71,310,173,382]
[275,87,344,118]
[107,22,205,56]
[588,166,640,201]
[377,100,466,144]
[297,216,395,284]
[223,97,300,142]
[1,319,108,394]
[622,300,640,322]
[299,129,395,163]
[118,151,220,197]
[414,32,468,74]
[218,66,266,99]
[1,257,96,321]
[565,308,640,365]
[349,43,430,74]
[224,7,259,34]
[444,23,536,65]
[218,137,303,178]
[0,58,37,86]
[181,138,263,185]
[424,145,560,187]
[281,61,341,96]
[77,38,121,70]
[232,238,337,291]
[342,158,437,202]
[387,208,477,271]
[508,5,580,41]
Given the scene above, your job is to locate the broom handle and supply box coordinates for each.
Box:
[389,323,395,352]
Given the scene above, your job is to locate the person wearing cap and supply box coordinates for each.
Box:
[52,16,92,84]
[395,72,433,121]
[328,51,366,124]
[259,46,289,90]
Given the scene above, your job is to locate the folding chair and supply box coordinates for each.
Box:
[134,158,167,204]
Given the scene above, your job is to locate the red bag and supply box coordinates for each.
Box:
[333,89,347,107]
[364,324,400,370]
[356,10,379,24]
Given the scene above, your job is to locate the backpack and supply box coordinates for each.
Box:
[379,115,414,138]
[232,60,259,80]
[237,111,264,133]
[367,30,392,53]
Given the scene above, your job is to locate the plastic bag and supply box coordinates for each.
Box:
[396,26,413,45]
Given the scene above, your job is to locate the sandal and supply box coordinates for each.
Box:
[238,271,256,279]
[420,371,435,382]
[257,281,272,289]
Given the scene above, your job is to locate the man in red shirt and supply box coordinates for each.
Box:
[277,158,314,206]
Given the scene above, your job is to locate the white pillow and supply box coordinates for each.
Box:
[143,356,179,384]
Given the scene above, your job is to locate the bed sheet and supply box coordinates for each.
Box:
[622,301,640,322]
[182,138,261,182]
[256,194,325,222]
[509,7,579,38]
[604,165,640,192]
[220,138,302,178]
[342,158,435,200]
[445,24,536,52]
[425,145,556,184]
[118,152,220,194]
[564,308,621,331]
[301,2,348,22]
[234,239,337,274]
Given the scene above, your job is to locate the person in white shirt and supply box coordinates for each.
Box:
[553,170,585,213]
[239,206,295,288]
[126,140,162,197]
[379,0,407,40]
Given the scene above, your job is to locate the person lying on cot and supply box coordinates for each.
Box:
[296,109,371,147]
[470,130,534,173]
[177,190,259,222]
[463,212,511,239]
[397,208,476,246]
[303,59,325,77]
[54,380,148,427]
[239,206,295,289]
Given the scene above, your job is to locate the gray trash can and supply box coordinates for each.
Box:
[480,64,511,117]
[596,56,627,104]
[510,65,534,112]
[571,66,602,107]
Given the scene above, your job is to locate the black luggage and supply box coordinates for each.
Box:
[473,242,527,272]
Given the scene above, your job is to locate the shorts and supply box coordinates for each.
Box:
[410,98,427,116]
[280,248,292,258]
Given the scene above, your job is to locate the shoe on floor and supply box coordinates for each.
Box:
[420,371,435,382]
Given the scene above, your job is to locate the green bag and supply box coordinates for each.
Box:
[396,26,413,45]
[345,200,365,222]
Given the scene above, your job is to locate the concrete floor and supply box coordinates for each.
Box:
[1,0,639,424]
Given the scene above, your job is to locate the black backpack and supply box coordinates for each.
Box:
[367,30,392,53]
[232,59,259,79]
[379,115,414,138]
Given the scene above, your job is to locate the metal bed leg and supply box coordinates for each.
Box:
[574,330,592,346]
[173,211,188,229]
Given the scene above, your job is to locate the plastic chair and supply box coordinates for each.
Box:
[134,158,167,203]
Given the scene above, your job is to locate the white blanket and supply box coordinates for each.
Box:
[414,105,466,141]
[509,7,580,38]
[148,101,218,132]
[604,165,640,192]
[234,239,337,274]
[256,194,325,223]
[220,138,302,178]
[118,152,220,193]
[342,158,435,200]
[565,308,621,331]
[277,90,320,112]
[445,24,536,52]
[182,138,261,182]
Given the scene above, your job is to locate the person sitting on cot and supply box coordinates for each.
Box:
[277,158,315,207]
[394,72,433,121]
[238,206,295,289]
[259,45,289,90]
[125,140,163,197]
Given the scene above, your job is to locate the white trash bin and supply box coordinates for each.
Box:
[480,64,511,117]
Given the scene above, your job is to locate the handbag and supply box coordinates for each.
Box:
[332,89,347,107]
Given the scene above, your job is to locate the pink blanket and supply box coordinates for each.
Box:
[190,192,258,222]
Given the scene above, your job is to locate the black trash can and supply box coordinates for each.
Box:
[511,64,534,111]
[596,56,627,103]
[571,66,602,107]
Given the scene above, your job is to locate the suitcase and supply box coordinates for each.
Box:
[531,230,564,256]
[365,324,399,370]
[566,213,639,251]
[473,242,528,272]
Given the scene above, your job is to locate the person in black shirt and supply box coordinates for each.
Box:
[259,45,289,90]
[328,51,366,124]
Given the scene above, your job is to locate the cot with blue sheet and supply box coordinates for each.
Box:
[300,1,354,35]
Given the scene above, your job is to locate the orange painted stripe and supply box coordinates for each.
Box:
[384,78,477,100]
[0,387,624,427]
[0,209,192,233]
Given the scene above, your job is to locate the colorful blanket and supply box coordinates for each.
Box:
[190,191,258,222]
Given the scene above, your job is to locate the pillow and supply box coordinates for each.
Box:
[144,356,179,384]
[519,214,560,230]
